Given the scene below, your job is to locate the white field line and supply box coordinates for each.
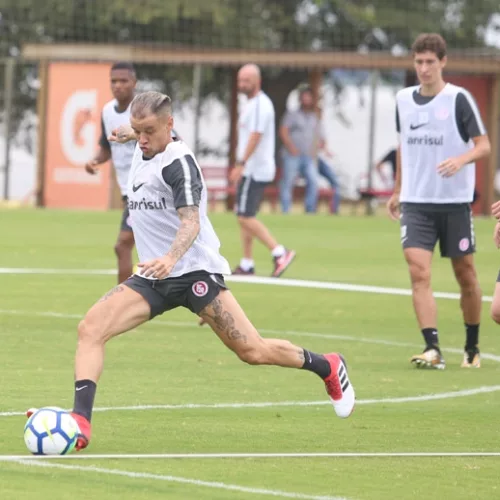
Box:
[0,268,493,302]
[9,459,349,500]
[2,385,500,418]
[2,308,500,363]
[0,268,116,276]
[3,452,500,461]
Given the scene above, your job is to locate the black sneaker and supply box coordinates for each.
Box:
[232,266,255,275]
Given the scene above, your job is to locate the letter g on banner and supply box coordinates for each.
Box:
[60,90,97,165]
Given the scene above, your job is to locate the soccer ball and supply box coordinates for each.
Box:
[24,407,79,455]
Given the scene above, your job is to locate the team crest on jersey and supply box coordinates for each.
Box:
[459,238,470,252]
[192,281,209,297]
[435,107,449,121]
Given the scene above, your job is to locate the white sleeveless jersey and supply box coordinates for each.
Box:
[101,99,136,195]
[127,141,231,279]
[397,84,477,204]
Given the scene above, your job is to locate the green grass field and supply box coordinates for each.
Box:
[1,208,500,500]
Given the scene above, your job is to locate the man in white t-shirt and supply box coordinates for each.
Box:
[230,64,295,277]
[25,91,356,451]
[386,33,491,369]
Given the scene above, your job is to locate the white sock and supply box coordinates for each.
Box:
[271,245,285,258]
[240,258,254,271]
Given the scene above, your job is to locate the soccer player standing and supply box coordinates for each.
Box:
[387,33,491,369]
[85,62,137,284]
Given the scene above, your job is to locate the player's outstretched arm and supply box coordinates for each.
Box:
[137,206,200,279]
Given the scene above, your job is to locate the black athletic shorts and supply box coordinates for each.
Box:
[400,203,475,258]
[120,196,133,232]
[236,176,269,217]
[124,271,228,318]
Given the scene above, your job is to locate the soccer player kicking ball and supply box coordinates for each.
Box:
[28,91,355,450]
[387,33,490,369]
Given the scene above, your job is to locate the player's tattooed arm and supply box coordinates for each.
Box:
[137,205,200,279]
[165,205,201,263]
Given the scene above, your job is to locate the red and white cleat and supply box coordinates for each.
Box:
[323,353,355,418]
[272,249,296,278]
[70,413,92,451]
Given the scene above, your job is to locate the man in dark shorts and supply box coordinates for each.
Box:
[387,33,491,369]
[27,91,356,451]
[230,64,295,278]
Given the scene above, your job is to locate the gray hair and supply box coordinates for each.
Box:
[131,91,172,119]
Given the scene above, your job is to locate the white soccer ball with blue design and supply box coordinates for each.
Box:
[24,407,79,455]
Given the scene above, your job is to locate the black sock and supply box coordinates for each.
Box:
[421,328,439,350]
[465,323,479,351]
[73,380,97,422]
[301,349,331,379]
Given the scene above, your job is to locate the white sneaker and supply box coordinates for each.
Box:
[411,348,446,369]
[461,349,480,368]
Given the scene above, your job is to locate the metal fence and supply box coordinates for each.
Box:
[0,1,499,209]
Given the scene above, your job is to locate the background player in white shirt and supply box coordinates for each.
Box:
[85,62,137,284]
[31,91,355,450]
[231,64,296,277]
[386,34,491,369]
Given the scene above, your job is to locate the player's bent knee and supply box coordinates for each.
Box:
[454,263,478,288]
[491,309,500,324]
[458,272,478,290]
[408,264,431,287]
[491,305,500,324]
[237,215,254,226]
[236,346,267,365]
[77,318,106,344]
[232,340,269,365]
[114,240,133,257]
